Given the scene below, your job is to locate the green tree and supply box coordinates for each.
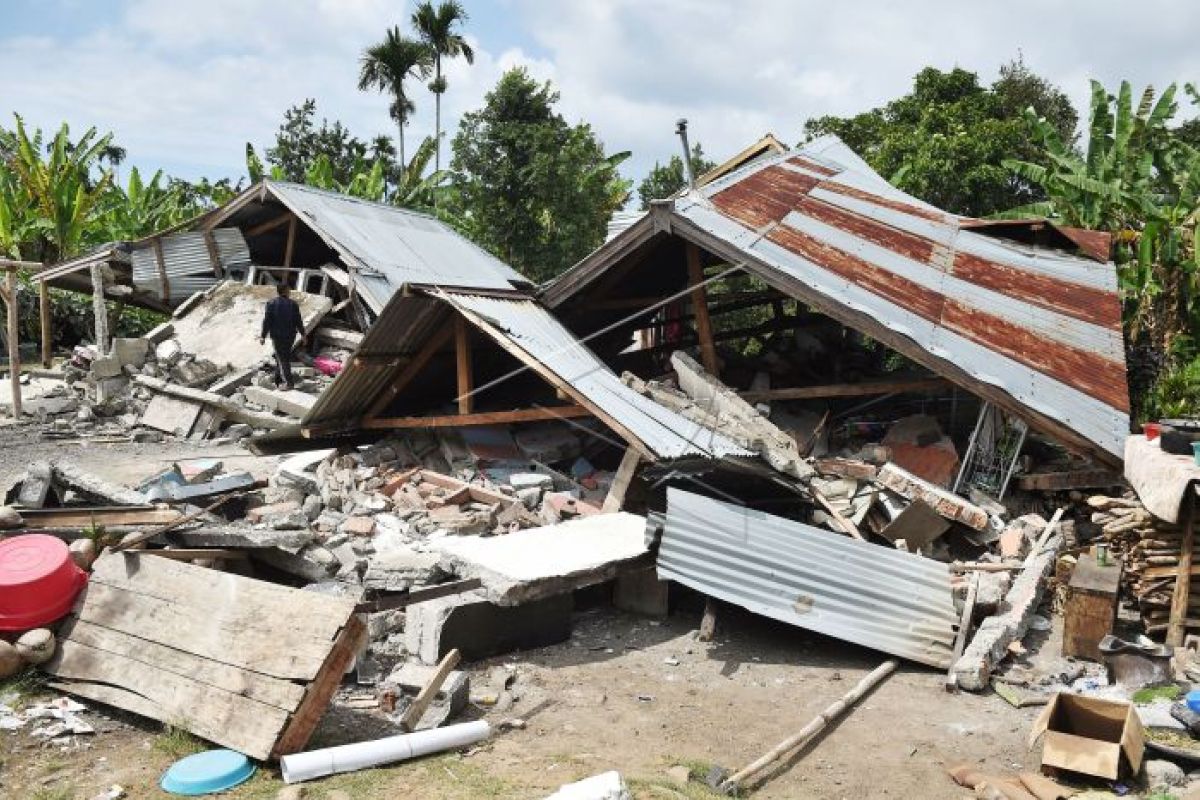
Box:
[264,99,383,186]
[803,60,1078,216]
[100,166,196,241]
[637,143,716,209]
[358,27,432,172]
[412,0,474,173]
[447,68,630,282]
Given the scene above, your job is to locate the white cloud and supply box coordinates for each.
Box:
[2,0,1200,191]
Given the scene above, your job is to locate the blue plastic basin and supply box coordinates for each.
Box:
[160,749,256,796]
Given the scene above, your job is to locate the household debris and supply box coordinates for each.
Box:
[1029,693,1145,781]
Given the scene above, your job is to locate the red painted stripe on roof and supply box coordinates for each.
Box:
[787,155,840,177]
[712,166,820,229]
[767,225,946,321]
[941,299,1129,412]
[794,197,936,265]
[952,250,1123,330]
[819,182,950,223]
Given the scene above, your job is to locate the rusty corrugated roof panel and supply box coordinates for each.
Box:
[674,135,1129,460]
[658,488,959,668]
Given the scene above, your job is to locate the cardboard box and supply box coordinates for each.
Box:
[1028,693,1144,780]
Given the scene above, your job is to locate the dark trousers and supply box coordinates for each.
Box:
[271,337,295,388]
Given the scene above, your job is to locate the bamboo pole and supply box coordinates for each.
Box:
[719,658,899,794]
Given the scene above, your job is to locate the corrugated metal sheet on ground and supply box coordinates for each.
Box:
[131,227,251,303]
[657,488,958,668]
[440,291,753,461]
[265,182,531,313]
[672,135,1129,459]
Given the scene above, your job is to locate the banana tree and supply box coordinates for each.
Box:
[100,166,196,240]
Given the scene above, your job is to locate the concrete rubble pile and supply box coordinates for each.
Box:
[8,281,350,443]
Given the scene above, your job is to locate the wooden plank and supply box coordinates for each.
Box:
[363,324,455,421]
[272,614,366,757]
[1169,494,1196,647]
[61,618,303,709]
[89,552,354,634]
[364,405,592,430]
[353,578,483,614]
[602,448,642,513]
[1016,468,1125,492]
[399,648,462,732]
[686,243,719,376]
[699,598,718,642]
[48,639,290,760]
[739,376,950,402]
[810,484,864,540]
[945,574,978,691]
[455,315,473,414]
[39,279,51,367]
[16,507,181,528]
[4,271,19,418]
[140,548,250,560]
[74,583,337,681]
[413,471,513,507]
[202,229,222,275]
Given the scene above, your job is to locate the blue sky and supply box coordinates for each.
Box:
[4,0,1200,190]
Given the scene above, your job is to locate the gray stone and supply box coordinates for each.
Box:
[972,570,1013,615]
[132,429,164,443]
[1144,759,1186,789]
[0,506,23,529]
[302,494,323,521]
[144,322,175,345]
[614,567,669,617]
[362,548,444,592]
[94,376,128,403]
[516,487,542,510]
[111,338,149,369]
[16,461,54,508]
[545,771,631,800]
[509,473,553,492]
[269,510,310,531]
[224,423,253,441]
[91,355,123,379]
[404,589,573,665]
[385,661,470,729]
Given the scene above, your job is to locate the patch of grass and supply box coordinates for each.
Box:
[30,786,74,800]
[631,757,738,799]
[1132,684,1182,704]
[0,666,47,703]
[153,725,206,759]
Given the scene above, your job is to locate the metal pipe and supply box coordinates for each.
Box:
[675,119,695,188]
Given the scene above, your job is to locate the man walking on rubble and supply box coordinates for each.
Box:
[259,284,306,390]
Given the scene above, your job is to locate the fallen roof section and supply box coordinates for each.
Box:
[300,289,754,463]
[544,135,1130,464]
[657,487,959,668]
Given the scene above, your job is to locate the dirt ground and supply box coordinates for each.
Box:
[0,419,1058,799]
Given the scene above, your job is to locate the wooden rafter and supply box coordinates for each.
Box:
[455,316,473,414]
[246,212,295,238]
[283,216,297,268]
[361,324,455,422]
[363,405,591,430]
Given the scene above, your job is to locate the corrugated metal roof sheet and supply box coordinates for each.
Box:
[549,135,1129,461]
[657,487,959,668]
[439,291,754,461]
[302,293,450,433]
[264,182,531,313]
[300,287,753,462]
[130,227,250,303]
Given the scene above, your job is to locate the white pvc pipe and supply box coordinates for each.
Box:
[280,720,490,784]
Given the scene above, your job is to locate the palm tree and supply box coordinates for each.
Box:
[411,0,474,172]
[358,27,431,174]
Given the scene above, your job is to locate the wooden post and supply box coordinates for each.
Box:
[698,598,718,642]
[945,573,978,692]
[685,242,719,376]
[39,279,51,367]
[455,316,472,414]
[4,270,19,419]
[283,216,297,268]
[602,448,642,513]
[90,264,109,354]
[152,237,170,303]
[1168,492,1196,647]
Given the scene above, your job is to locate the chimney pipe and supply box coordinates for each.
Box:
[675,118,695,189]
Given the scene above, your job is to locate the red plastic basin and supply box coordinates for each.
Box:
[0,534,87,631]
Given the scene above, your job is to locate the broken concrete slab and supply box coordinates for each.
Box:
[110,338,149,369]
[140,393,203,437]
[876,463,990,530]
[429,512,648,605]
[405,590,573,664]
[362,548,445,592]
[879,499,950,550]
[243,386,317,418]
[52,462,146,506]
[134,375,291,430]
[951,528,1063,691]
[614,567,669,617]
[15,461,54,508]
[385,661,469,730]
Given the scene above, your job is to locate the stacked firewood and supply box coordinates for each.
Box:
[1089,493,1186,636]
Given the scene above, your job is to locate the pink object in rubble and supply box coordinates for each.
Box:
[313,356,343,377]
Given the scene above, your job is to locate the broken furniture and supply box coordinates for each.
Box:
[1062,552,1122,661]
[43,552,365,760]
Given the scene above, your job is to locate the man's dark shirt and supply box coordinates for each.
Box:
[262,295,305,343]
